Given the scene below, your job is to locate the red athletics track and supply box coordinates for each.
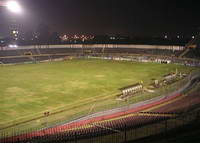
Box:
[2,93,182,143]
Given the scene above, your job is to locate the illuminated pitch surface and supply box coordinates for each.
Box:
[0,59,194,123]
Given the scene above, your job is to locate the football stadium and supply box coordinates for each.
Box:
[0,0,200,143]
[0,42,200,143]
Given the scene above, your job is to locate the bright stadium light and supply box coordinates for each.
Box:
[6,1,22,14]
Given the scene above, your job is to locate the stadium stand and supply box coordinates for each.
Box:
[129,120,200,143]
[180,34,200,59]
[0,44,200,143]
[2,115,172,143]
[0,44,200,70]
[0,44,186,64]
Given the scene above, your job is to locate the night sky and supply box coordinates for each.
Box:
[0,0,200,37]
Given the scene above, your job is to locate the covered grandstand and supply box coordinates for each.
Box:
[0,44,189,64]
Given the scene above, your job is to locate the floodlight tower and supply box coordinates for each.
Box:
[0,0,23,41]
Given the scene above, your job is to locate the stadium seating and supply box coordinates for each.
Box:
[2,115,171,143]
[0,45,199,143]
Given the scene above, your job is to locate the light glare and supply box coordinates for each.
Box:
[8,44,18,48]
[6,1,22,14]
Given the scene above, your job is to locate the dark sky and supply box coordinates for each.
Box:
[0,0,200,37]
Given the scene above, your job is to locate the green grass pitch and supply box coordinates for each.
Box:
[0,59,194,125]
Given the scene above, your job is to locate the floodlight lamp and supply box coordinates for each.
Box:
[6,1,22,14]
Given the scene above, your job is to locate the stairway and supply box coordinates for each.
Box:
[36,47,41,55]
[179,48,190,58]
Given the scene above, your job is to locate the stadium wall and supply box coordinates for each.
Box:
[5,44,184,51]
